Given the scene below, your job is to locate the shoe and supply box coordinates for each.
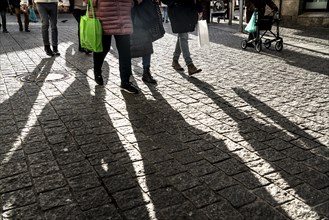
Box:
[25,29,30,32]
[79,48,91,54]
[172,60,184,71]
[44,45,54,56]
[165,20,169,23]
[120,82,139,94]
[3,29,9,33]
[19,26,23,31]
[94,71,104,85]
[142,66,157,84]
[187,63,202,75]
[52,46,60,56]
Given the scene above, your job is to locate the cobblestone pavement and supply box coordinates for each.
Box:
[0,14,329,220]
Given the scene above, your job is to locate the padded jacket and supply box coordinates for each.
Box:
[92,0,134,35]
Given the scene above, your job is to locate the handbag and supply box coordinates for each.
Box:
[29,6,38,23]
[79,0,103,52]
[197,19,210,48]
[245,11,257,33]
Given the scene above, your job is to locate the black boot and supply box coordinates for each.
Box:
[44,45,54,56]
[94,71,104,85]
[142,66,157,84]
[52,46,60,56]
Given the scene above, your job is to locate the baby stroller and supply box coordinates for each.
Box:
[241,9,283,53]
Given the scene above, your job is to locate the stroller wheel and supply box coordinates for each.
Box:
[241,40,247,49]
[275,40,283,51]
[264,39,271,49]
[255,40,262,53]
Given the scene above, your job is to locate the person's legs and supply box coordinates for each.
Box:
[142,54,156,84]
[172,36,184,71]
[0,10,8,32]
[37,3,53,55]
[48,3,59,54]
[23,9,29,31]
[72,9,88,52]
[178,32,202,75]
[93,34,112,85]
[114,35,139,93]
[14,7,23,31]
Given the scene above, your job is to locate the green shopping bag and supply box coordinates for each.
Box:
[80,0,103,52]
[245,11,257,33]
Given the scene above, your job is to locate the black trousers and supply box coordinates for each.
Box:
[93,34,132,84]
[72,9,86,50]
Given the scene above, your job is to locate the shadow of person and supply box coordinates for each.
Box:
[119,81,296,219]
[0,57,56,219]
[183,75,329,219]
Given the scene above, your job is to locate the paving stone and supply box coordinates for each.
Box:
[142,149,173,164]
[239,200,288,220]
[159,201,208,220]
[1,204,44,220]
[44,203,86,219]
[30,161,60,177]
[33,173,66,193]
[74,187,111,210]
[214,158,249,175]
[94,161,127,178]
[201,200,244,220]
[219,185,257,208]
[280,199,324,220]
[80,142,109,155]
[253,184,295,206]
[150,187,187,209]
[287,183,329,206]
[38,187,74,210]
[233,171,270,190]
[281,147,315,161]
[84,204,123,220]
[87,150,117,165]
[167,172,201,191]
[0,149,25,165]
[56,150,86,165]
[182,185,221,208]
[103,172,137,194]
[1,188,36,211]
[198,148,230,163]
[296,169,329,189]
[263,138,295,151]
[0,173,32,193]
[0,161,28,179]
[112,187,150,211]
[185,159,218,177]
[153,159,187,176]
[68,172,101,192]
[201,171,237,191]
[274,158,308,175]
[22,141,51,154]
[264,171,303,190]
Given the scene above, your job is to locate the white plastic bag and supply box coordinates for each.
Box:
[197,20,210,48]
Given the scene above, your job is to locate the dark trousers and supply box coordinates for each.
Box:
[72,9,86,50]
[0,10,7,31]
[14,7,29,30]
[93,34,132,84]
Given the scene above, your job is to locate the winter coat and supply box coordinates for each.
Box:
[92,0,133,36]
[9,0,20,7]
[162,0,202,33]
[130,0,164,58]
[21,0,69,5]
[0,0,9,10]
[245,0,278,22]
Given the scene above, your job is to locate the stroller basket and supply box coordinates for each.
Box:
[258,16,273,30]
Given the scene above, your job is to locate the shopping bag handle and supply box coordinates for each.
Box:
[86,0,95,18]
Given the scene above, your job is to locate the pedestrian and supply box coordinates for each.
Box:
[92,0,139,94]
[162,0,203,75]
[69,0,91,54]
[245,0,278,44]
[9,0,30,32]
[21,0,70,56]
[130,0,165,84]
[0,0,9,33]
[161,2,168,23]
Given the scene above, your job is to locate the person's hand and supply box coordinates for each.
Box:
[63,6,69,12]
[20,4,28,13]
[198,12,203,19]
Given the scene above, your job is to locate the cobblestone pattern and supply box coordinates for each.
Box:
[0,14,329,219]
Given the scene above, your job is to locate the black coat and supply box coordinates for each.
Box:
[0,0,9,10]
[245,0,278,22]
[130,0,164,58]
[162,0,202,33]
[9,0,20,7]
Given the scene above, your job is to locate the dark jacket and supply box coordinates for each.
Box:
[130,0,164,58]
[162,0,202,33]
[9,0,20,7]
[245,0,278,22]
[0,0,9,10]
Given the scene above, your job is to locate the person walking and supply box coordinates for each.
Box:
[69,0,90,54]
[21,0,70,56]
[161,2,168,23]
[0,0,9,33]
[162,0,203,75]
[9,0,30,32]
[92,0,139,94]
[130,0,165,84]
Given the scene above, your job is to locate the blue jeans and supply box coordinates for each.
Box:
[142,54,151,68]
[36,3,58,46]
[162,7,168,22]
[173,33,192,65]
